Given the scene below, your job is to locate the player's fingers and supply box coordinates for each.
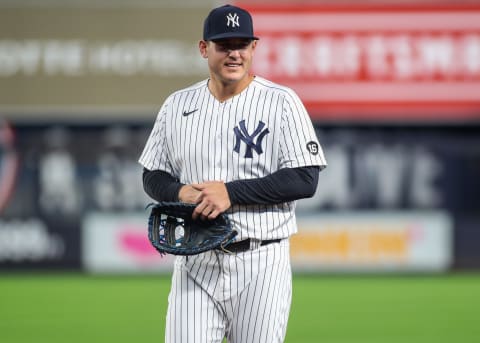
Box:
[207,209,220,220]
[192,201,208,220]
[200,204,215,221]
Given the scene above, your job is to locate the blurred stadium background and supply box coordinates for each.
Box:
[1,0,479,342]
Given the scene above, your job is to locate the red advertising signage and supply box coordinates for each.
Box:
[239,4,480,121]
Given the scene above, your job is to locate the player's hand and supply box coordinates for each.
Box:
[178,185,202,204]
[191,181,231,220]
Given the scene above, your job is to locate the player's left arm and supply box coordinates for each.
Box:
[225,165,319,204]
[191,166,319,220]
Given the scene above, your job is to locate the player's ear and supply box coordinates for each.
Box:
[199,40,208,58]
[251,40,257,55]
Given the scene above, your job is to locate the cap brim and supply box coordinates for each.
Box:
[207,32,259,41]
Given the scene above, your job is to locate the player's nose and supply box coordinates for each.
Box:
[227,49,242,57]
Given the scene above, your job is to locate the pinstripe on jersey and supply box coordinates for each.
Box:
[139,76,327,242]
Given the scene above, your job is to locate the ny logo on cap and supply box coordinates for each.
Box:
[226,13,240,28]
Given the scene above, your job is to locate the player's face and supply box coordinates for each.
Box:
[200,38,257,86]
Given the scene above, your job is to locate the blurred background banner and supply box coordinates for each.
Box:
[240,3,480,122]
[0,1,210,121]
[0,1,479,274]
[293,211,453,272]
[83,212,175,273]
[3,1,478,123]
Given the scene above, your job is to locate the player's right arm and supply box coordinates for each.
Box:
[142,168,202,204]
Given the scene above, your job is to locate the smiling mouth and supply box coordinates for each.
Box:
[225,63,241,68]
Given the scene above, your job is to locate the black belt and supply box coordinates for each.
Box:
[223,238,281,253]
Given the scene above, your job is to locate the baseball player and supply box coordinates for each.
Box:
[139,4,327,342]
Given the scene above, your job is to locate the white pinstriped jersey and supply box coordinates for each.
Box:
[139,76,327,241]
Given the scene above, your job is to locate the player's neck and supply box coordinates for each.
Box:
[208,75,254,102]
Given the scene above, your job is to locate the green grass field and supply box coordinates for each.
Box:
[1,273,479,343]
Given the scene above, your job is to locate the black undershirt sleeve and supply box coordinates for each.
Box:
[142,166,320,205]
[142,169,185,202]
[225,166,320,205]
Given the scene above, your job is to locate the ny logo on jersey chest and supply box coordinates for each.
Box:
[233,120,270,158]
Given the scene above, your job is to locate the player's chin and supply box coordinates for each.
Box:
[222,69,246,82]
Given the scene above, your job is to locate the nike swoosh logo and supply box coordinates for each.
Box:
[182,109,198,116]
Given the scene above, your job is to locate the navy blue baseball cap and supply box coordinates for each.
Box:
[203,4,259,41]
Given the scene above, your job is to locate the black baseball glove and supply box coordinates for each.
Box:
[147,202,238,256]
